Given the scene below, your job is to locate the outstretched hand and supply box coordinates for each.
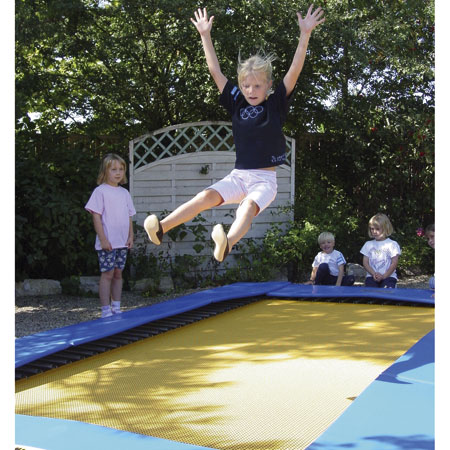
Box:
[191,8,214,36]
[297,4,325,34]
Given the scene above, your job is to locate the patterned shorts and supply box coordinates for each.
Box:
[97,248,128,272]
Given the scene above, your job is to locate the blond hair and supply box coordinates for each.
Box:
[97,153,128,185]
[237,52,276,90]
[368,213,394,238]
[318,231,335,244]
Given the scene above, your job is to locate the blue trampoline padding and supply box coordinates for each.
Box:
[377,329,434,385]
[307,330,434,450]
[15,414,216,450]
[267,284,435,305]
[15,281,290,368]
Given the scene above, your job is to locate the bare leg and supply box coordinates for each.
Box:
[227,199,259,250]
[110,268,123,302]
[211,199,259,262]
[160,189,223,233]
[99,270,114,306]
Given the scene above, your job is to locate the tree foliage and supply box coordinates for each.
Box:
[15,0,434,280]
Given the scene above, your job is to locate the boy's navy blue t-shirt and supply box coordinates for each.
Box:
[219,80,294,169]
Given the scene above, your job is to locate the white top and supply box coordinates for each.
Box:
[85,183,136,251]
[360,238,401,279]
[312,250,346,276]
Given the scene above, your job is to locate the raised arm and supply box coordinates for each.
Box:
[283,4,325,97]
[191,8,228,93]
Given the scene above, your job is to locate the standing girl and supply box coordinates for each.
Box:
[85,154,136,318]
[144,5,325,262]
[360,213,401,288]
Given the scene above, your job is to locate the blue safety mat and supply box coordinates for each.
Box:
[307,329,435,450]
[15,414,216,450]
[15,281,290,368]
[267,283,435,305]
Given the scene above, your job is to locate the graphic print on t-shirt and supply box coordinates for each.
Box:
[240,106,264,120]
[369,247,390,273]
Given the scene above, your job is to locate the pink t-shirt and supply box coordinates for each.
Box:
[85,183,136,250]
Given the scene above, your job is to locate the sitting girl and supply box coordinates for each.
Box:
[360,213,401,288]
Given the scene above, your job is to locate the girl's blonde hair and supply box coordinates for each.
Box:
[368,213,394,238]
[97,153,128,185]
[237,52,277,90]
[318,231,335,244]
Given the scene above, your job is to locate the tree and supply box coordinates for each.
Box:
[292,0,434,255]
[15,0,434,279]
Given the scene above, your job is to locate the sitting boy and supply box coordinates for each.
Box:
[305,232,355,286]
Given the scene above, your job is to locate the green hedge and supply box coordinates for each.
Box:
[15,131,124,280]
[15,131,434,284]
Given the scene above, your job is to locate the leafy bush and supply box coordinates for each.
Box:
[263,220,320,282]
[15,134,434,286]
[395,225,434,276]
[15,129,125,280]
[125,234,163,290]
[217,237,279,284]
[60,275,81,296]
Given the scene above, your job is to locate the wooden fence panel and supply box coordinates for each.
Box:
[130,122,295,268]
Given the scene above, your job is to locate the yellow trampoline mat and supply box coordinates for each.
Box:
[16,300,434,450]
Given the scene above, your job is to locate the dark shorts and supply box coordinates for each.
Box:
[97,248,128,273]
[364,276,397,288]
[314,263,355,286]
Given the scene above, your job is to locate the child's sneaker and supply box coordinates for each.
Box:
[101,306,113,318]
[111,301,122,315]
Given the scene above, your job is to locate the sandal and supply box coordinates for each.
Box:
[144,214,164,245]
[212,224,229,262]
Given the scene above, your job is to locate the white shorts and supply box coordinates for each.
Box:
[206,169,277,215]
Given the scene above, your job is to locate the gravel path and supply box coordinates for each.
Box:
[15,288,207,338]
[15,276,431,338]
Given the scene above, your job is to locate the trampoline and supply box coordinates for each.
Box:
[15,282,435,450]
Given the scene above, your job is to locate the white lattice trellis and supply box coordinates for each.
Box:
[130,120,295,171]
[129,121,296,270]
